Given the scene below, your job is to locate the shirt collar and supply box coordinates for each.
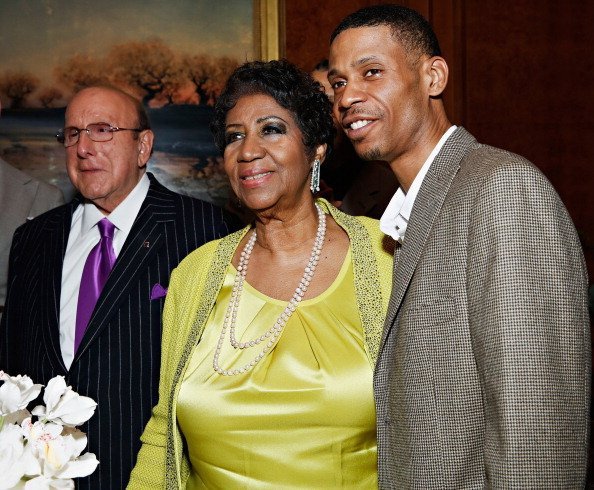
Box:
[80,173,150,236]
[380,125,457,242]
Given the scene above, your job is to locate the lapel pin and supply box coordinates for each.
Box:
[143,241,150,248]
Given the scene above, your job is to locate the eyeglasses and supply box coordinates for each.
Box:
[56,122,143,147]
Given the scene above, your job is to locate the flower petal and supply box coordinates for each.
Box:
[54,452,99,479]
[44,390,97,427]
[48,480,75,490]
[31,405,46,417]
[0,382,21,414]
[0,422,27,488]
[21,443,42,477]
[60,427,87,456]
[0,372,42,414]
[42,377,68,413]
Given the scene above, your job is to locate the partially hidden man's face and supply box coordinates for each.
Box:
[328,25,430,164]
[311,69,334,104]
[64,88,153,214]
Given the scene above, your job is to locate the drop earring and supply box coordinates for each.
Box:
[310,159,321,193]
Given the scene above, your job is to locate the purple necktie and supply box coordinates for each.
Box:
[74,218,116,353]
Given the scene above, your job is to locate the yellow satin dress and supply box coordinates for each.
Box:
[177,249,377,488]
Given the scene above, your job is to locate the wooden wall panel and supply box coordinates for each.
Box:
[284,0,378,72]
[462,1,594,279]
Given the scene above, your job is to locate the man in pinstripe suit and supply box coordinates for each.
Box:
[329,5,590,488]
[0,86,235,488]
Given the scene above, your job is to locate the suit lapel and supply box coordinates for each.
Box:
[380,128,478,348]
[72,178,176,360]
[41,199,79,373]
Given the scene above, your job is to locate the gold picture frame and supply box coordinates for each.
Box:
[254,0,285,61]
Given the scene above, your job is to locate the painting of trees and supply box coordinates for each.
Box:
[0,0,255,113]
[184,54,239,105]
[54,54,109,92]
[38,87,64,108]
[0,0,257,209]
[107,38,187,106]
[0,38,240,108]
[0,71,40,109]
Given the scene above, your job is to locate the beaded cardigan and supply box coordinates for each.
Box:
[128,200,394,489]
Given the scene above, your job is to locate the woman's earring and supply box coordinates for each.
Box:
[310,159,321,193]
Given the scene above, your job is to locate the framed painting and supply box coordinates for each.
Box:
[0,0,284,206]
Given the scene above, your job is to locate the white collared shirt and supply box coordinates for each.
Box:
[380,126,457,243]
[59,173,150,369]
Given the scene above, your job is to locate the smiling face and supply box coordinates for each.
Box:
[223,93,324,214]
[328,25,430,166]
[64,87,153,213]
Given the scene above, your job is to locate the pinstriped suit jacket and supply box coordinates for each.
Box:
[375,127,591,488]
[0,173,235,489]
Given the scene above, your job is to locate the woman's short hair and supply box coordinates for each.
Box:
[210,59,335,158]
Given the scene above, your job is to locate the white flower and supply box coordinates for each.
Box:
[31,377,96,427]
[21,419,99,482]
[0,371,42,416]
[53,451,98,480]
[0,421,38,489]
[0,374,99,488]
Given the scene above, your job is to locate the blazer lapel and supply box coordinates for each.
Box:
[72,178,176,359]
[380,128,478,348]
[41,199,79,373]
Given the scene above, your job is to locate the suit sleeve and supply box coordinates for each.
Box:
[466,161,590,486]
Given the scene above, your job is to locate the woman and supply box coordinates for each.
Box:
[129,60,393,488]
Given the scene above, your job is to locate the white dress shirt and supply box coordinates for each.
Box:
[380,126,457,243]
[59,173,150,369]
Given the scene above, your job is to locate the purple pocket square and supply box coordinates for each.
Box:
[150,283,168,300]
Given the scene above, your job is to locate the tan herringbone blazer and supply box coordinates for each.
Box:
[375,127,591,489]
[0,158,63,308]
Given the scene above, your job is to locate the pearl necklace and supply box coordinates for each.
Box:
[213,203,327,376]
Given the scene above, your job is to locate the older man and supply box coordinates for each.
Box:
[0,86,235,488]
[329,5,590,488]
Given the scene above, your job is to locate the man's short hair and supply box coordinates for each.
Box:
[133,97,151,132]
[330,4,441,62]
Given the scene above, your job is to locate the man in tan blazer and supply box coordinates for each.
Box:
[329,5,590,488]
[0,98,64,314]
[0,158,64,307]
